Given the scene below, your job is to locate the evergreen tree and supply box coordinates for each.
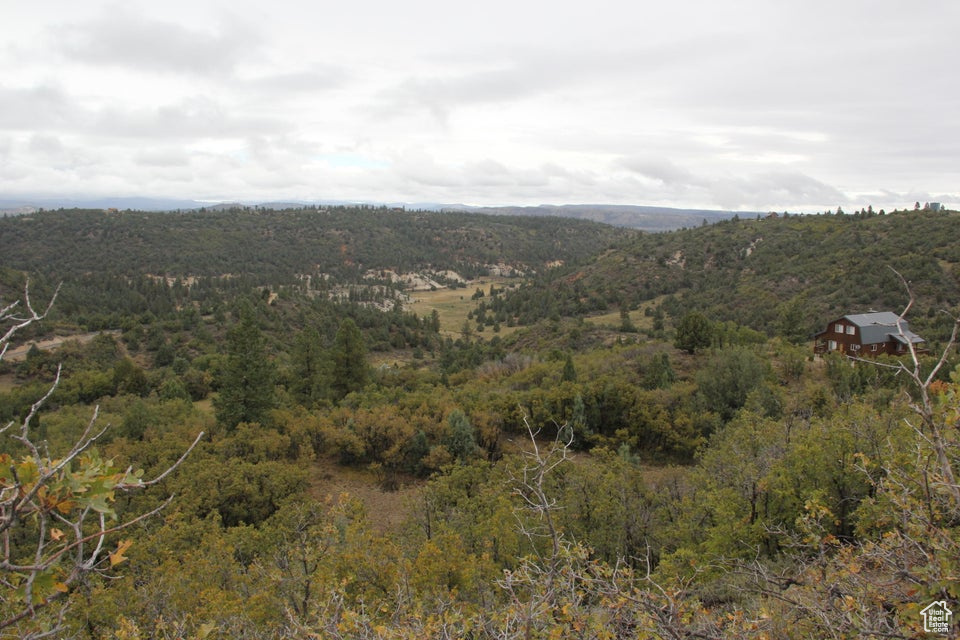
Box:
[776,293,809,344]
[290,327,329,406]
[619,307,637,333]
[695,347,768,421]
[331,318,368,400]
[652,306,665,334]
[568,393,592,449]
[214,303,276,429]
[674,311,713,354]
[643,352,676,389]
[446,409,478,463]
[113,358,149,396]
[561,353,578,382]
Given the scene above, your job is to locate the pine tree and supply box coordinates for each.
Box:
[643,352,676,389]
[446,409,478,463]
[290,327,329,407]
[568,393,592,449]
[331,318,368,400]
[674,311,713,354]
[214,303,276,429]
[561,354,578,382]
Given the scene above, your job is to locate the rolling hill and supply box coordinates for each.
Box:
[0,206,633,283]
[496,208,960,341]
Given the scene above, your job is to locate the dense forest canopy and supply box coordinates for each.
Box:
[0,205,957,638]
[498,207,960,341]
[0,206,630,281]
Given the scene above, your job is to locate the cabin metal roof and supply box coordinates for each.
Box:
[843,311,924,345]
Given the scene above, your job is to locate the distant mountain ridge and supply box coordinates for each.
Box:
[0,196,207,214]
[0,196,746,231]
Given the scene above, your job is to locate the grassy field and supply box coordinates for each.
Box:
[0,374,16,394]
[582,301,660,332]
[407,276,523,339]
[308,458,424,533]
[408,282,669,352]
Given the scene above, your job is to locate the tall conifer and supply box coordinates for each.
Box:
[331,318,368,400]
[214,302,276,429]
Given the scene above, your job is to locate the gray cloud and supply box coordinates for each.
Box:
[133,149,191,167]
[618,157,695,186]
[21,133,100,173]
[0,81,293,142]
[382,67,546,121]
[2,1,957,211]
[709,172,848,211]
[241,68,347,95]
[0,85,75,130]
[55,8,257,76]
[372,41,716,121]
[91,97,291,139]
[27,134,65,155]
[392,151,563,192]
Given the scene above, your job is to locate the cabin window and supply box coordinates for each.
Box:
[846,325,855,335]
[828,340,837,351]
[851,344,860,351]
[835,323,843,333]
[871,344,878,352]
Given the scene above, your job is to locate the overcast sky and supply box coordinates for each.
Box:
[1,1,957,211]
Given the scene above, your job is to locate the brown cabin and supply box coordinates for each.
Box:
[813,311,926,356]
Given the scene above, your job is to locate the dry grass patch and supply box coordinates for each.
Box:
[408,276,523,339]
[308,458,424,533]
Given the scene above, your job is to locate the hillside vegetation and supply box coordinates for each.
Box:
[0,206,629,282]
[497,208,960,342]
[0,206,957,638]
[0,205,632,335]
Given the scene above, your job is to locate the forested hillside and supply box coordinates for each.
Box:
[0,205,630,333]
[496,207,960,342]
[0,206,629,282]
[0,206,957,638]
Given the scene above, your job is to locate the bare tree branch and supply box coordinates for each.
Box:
[0,281,200,636]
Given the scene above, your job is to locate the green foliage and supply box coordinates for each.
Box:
[0,207,626,330]
[619,306,638,332]
[674,311,713,353]
[288,327,329,407]
[776,292,813,343]
[560,353,577,382]
[495,210,960,341]
[5,205,960,638]
[641,351,676,389]
[0,443,150,636]
[213,304,276,429]
[552,447,656,563]
[180,367,212,401]
[0,282,202,638]
[157,375,190,401]
[330,318,368,400]
[113,358,149,397]
[446,409,478,463]
[568,393,591,448]
[180,457,308,527]
[695,347,769,421]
